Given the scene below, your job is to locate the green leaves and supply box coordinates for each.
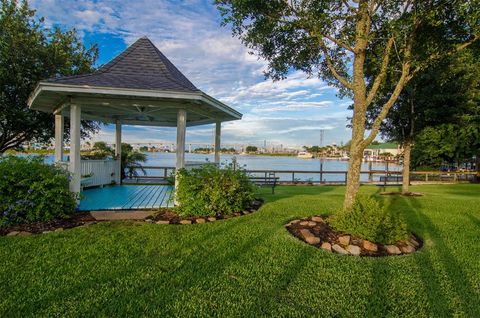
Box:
[330,195,408,245]
[176,163,255,217]
[0,155,77,226]
[0,0,100,152]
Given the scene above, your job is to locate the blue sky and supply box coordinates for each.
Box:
[30,0,354,148]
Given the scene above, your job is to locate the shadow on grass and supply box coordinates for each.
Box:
[396,195,478,317]
[257,185,337,204]
[465,213,480,230]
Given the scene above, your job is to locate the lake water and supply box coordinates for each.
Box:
[41,152,401,183]
[138,152,400,183]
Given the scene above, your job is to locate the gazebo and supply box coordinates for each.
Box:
[28,37,242,204]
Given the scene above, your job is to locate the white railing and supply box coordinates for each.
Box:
[81,159,119,187]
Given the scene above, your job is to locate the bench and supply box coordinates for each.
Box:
[377,175,403,188]
[379,175,403,183]
[249,175,279,194]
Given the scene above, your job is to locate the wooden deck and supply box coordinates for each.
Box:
[79,185,173,211]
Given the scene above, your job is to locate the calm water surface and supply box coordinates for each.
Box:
[41,152,401,182]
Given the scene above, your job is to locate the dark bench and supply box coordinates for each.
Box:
[377,175,403,187]
[379,175,403,182]
[249,176,279,194]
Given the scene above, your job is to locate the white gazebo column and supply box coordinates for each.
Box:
[69,104,81,193]
[54,114,64,163]
[175,109,187,192]
[214,121,221,164]
[115,120,122,184]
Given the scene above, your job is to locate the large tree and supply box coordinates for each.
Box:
[366,46,480,193]
[0,0,100,153]
[216,0,479,210]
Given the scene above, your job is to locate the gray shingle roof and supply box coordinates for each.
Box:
[46,37,199,92]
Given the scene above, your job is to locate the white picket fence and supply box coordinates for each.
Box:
[81,160,119,187]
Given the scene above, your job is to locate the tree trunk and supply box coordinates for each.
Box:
[402,140,412,194]
[344,146,364,210]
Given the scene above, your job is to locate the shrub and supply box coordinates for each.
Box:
[329,195,408,244]
[175,163,255,217]
[0,156,78,226]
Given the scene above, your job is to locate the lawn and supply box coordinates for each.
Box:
[1,184,479,317]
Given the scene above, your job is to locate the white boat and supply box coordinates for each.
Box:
[297,151,314,159]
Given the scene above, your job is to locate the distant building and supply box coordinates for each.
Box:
[364,142,402,161]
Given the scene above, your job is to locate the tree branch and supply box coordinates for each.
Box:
[322,33,354,52]
[319,40,353,90]
[365,37,395,107]
[362,61,411,148]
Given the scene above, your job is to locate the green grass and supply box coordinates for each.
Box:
[1,184,479,317]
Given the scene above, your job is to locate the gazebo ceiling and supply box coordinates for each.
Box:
[28,37,242,127]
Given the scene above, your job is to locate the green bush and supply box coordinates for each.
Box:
[175,163,255,217]
[0,156,78,226]
[329,195,408,244]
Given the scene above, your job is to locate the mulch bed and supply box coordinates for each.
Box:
[286,216,422,257]
[1,199,265,236]
[146,199,264,225]
[0,212,97,237]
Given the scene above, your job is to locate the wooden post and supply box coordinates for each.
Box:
[320,162,324,183]
[115,120,122,184]
[214,121,221,165]
[368,161,373,182]
[69,104,81,194]
[175,109,187,199]
[54,114,64,163]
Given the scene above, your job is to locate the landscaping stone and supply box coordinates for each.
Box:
[307,221,317,227]
[400,245,416,254]
[346,245,361,256]
[242,211,250,215]
[311,216,323,222]
[385,245,401,255]
[156,220,170,225]
[196,218,206,224]
[180,220,192,225]
[299,229,320,245]
[299,221,309,226]
[363,240,378,252]
[233,212,241,217]
[409,235,420,247]
[42,231,52,234]
[6,231,19,236]
[144,219,153,223]
[54,228,64,232]
[321,242,332,251]
[207,217,216,222]
[332,244,349,255]
[17,231,32,237]
[338,235,350,246]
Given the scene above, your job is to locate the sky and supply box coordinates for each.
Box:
[30,0,354,148]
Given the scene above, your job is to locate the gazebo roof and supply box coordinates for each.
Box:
[28,37,241,126]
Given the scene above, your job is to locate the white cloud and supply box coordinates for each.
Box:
[30,0,353,146]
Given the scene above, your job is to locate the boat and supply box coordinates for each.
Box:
[297,151,314,159]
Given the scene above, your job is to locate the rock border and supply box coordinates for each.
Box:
[286,216,422,257]
[145,199,264,225]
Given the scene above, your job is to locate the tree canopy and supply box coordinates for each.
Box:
[0,0,100,152]
[216,0,479,209]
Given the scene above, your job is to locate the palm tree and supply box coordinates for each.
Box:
[91,142,147,180]
[120,143,147,180]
